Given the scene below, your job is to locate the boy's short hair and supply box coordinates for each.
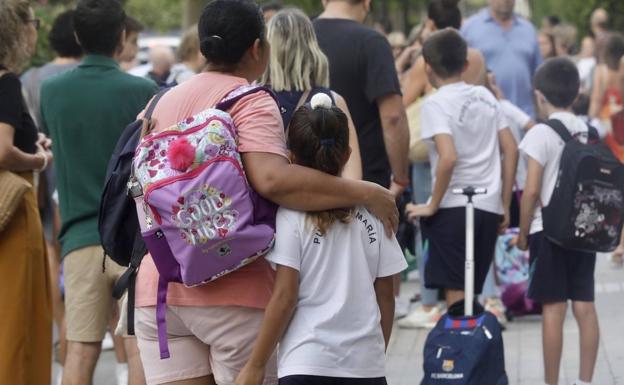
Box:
[534,57,580,108]
[422,28,467,78]
[49,10,83,58]
[124,15,144,35]
[74,0,126,56]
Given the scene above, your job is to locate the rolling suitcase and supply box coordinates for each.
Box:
[421,187,508,385]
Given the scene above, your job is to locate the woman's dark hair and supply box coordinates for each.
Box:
[49,10,83,58]
[604,33,624,71]
[288,103,352,234]
[540,32,556,59]
[534,57,580,108]
[198,0,265,68]
[428,0,461,30]
[74,0,126,56]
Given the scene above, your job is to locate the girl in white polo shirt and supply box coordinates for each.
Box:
[234,94,407,385]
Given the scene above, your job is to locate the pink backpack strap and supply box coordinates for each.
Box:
[215,85,279,111]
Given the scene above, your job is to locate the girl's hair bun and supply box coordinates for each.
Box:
[441,0,460,8]
[310,92,333,110]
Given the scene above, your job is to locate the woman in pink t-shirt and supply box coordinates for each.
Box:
[133,2,399,385]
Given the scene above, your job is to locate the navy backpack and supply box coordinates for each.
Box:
[421,302,507,385]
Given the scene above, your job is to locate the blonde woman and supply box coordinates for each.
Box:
[167,25,207,85]
[0,1,54,384]
[262,8,362,180]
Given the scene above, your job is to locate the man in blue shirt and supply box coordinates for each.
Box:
[462,0,542,117]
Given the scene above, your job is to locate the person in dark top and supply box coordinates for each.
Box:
[313,0,409,194]
[262,7,362,180]
[0,2,54,385]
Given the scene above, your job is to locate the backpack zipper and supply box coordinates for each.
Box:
[136,115,235,155]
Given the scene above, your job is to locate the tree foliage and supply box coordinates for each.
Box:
[530,0,624,38]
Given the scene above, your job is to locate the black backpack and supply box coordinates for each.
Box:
[98,88,169,333]
[542,119,624,252]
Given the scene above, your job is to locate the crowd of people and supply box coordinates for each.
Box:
[1,0,624,385]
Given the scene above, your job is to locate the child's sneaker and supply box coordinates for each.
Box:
[398,305,441,329]
[484,297,508,328]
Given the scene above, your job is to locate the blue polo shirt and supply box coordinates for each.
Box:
[461,9,542,118]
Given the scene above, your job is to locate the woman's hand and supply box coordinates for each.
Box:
[36,133,52,151]
[234,364,265,385]
[364,182,399,236]
[35,142,53,171]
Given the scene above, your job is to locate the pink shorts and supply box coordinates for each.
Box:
[135,306,277,385]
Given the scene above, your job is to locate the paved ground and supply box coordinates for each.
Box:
[52,254,624,385]
[387,254,624,385]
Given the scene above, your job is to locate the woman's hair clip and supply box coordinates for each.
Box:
[210,35,224,41]
[310,93,332,110]
[320,138,335,147]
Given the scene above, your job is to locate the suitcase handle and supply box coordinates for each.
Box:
[454,186,486,317]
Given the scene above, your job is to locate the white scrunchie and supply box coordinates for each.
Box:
[310,93,332,110]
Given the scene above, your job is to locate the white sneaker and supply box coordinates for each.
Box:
[116,363,128,385]
[398,305,441,329]
[101,331,114,351]
[394,297,410,319]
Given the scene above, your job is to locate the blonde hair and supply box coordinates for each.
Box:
[0,0,32,72]
[261,8,329,92]
[177,25,200,63]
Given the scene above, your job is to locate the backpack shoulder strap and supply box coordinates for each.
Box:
[545,119,574,143]
[144,87,171,121]
[587,125,600,143]
[140,88,171,138]
[216,85,278,111]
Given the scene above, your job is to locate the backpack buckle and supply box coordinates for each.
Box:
[127,177,143,198]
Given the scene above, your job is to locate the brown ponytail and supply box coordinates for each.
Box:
[288,103,353,235]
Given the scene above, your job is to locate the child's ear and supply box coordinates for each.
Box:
[345,147,353,163]
[462,59,469,74]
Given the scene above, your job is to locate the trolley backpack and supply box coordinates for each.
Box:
[421,187,508,385]
[542,119,624,252]
[133,85,278,359]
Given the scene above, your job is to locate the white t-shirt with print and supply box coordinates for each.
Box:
[500,100,532,190]
[265,206,407,379]
[518,112,589,234]
[420,82,508,214]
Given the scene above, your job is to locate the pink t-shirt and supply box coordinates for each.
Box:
[134,72,287,309]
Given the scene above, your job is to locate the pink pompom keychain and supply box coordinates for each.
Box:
[167,138,196,171]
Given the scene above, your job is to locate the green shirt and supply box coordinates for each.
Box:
[41,55,158,257]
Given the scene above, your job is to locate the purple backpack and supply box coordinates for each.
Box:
[133,86,277,358]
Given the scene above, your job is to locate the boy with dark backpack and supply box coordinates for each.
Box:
[517,57,622,385]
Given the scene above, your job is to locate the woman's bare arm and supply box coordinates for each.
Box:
[333,92,362,180]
